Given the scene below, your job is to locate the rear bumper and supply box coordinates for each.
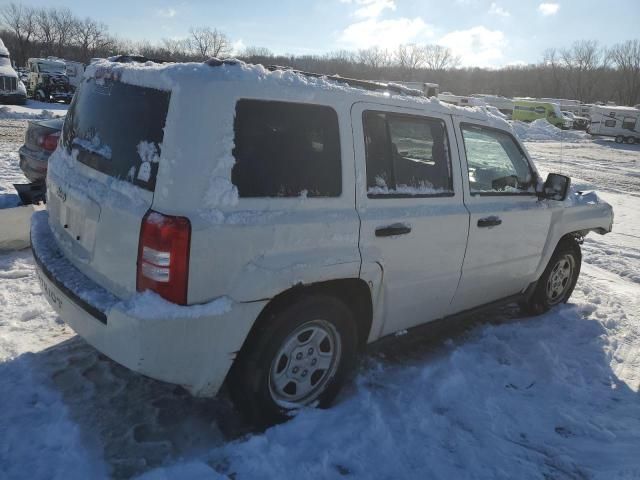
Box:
[31,210,266,397]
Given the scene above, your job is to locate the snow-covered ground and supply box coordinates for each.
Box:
[0,100,68,120]
[0,116,639,479]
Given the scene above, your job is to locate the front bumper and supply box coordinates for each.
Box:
[31,211,266,397]
[0,92,26,104]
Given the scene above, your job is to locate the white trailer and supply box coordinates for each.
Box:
[471,94,514,116]
[437,92,486,107]
[588,105,640,144]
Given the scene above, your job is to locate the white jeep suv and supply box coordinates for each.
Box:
[32,58,614,426]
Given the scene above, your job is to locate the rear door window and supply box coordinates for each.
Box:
[363,111,453,197]
[232,100,341,197]
[62,77,171,191]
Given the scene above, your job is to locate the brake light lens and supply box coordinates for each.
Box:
[137,210,191,305]
[38,131,61,152]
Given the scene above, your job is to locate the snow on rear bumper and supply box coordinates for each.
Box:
[31,210,266,397]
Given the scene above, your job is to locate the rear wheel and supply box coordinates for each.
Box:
[521,238,581,315]
[615,135,625,144]
[227,294,358,428]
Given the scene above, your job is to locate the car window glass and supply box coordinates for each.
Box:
[363,111,453,197]
[232,100,341,198]
[461,125,535,195]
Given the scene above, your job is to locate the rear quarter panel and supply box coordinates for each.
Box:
[151,83,361,304]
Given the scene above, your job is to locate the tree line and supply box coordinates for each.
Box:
[1,2,639,105]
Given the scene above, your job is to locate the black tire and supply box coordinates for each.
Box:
[521,238,582,315]
[627,137,636,145]
[227,294,358,428]
[615,135,625,144]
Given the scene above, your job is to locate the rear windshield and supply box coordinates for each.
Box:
[62,77,170,191]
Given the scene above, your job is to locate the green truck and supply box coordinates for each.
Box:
[512,100,572,129]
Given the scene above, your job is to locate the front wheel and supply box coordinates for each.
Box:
[626,137,636,145]
[227,294,358,428]
[615,135,625,144]
[521,238,582,315]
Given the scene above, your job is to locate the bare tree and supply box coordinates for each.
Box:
[51,7,75,57]
[395,44,426,71]
[423,44,460,71]
[357,46,392,69]
[188,26,232,60]
[161,37,190,60]
[74,17,111,62]
[559,40,605,101]
[34,7,56,56]
[0,2,37,64]
[609,39,640,105]
[241,46,273,58]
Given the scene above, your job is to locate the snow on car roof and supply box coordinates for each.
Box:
[83,58,510,129]
[0,39,9,57]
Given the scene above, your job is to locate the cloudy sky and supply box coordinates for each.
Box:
[22,0,640,67]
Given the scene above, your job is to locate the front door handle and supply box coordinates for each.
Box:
[375,223,412,237]
[477,216,502,228]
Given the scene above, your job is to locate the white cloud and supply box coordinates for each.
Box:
[538,2,560,15]
[439,26,506,68]
[231,39,246,56]
[488,3,510,17]
[339,17,434,50]
[340,0,396,19]
[157,7,177,18]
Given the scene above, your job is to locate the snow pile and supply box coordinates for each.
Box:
[116,291,232,320]
[0,106,59,120]
[512,119,590,142]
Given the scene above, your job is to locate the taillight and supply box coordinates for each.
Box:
[38,131,61,152]
[137,210,191,305]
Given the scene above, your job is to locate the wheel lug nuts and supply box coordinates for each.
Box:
[311,358,317,366]
[292,367,299,374]
[296,353,303,360]
[308,348,314,355]
[301,370,308,377]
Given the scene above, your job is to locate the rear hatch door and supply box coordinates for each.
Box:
[46,76,171,299]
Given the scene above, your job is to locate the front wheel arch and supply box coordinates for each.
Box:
[522,234,582,315]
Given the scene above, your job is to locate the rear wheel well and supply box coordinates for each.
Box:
[238,279,373,356]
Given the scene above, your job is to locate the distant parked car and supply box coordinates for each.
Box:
[562,111,588,130]
[26,58,74,103]
[18,117,64,183]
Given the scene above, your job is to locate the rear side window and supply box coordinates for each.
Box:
[232,100,341,197]
[363,111,453,197]
[461,124,535,195]
[62,78,170,191]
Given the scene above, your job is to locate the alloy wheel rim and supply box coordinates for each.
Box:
[545,254,575,305]
[268,319,341,407]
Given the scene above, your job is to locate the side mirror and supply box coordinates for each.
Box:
[539,173,571,201]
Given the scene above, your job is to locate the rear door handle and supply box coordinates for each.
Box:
[375,223,412,237]
[477,216,502,228]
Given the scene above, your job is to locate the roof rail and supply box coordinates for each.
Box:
[266,65,425,97]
